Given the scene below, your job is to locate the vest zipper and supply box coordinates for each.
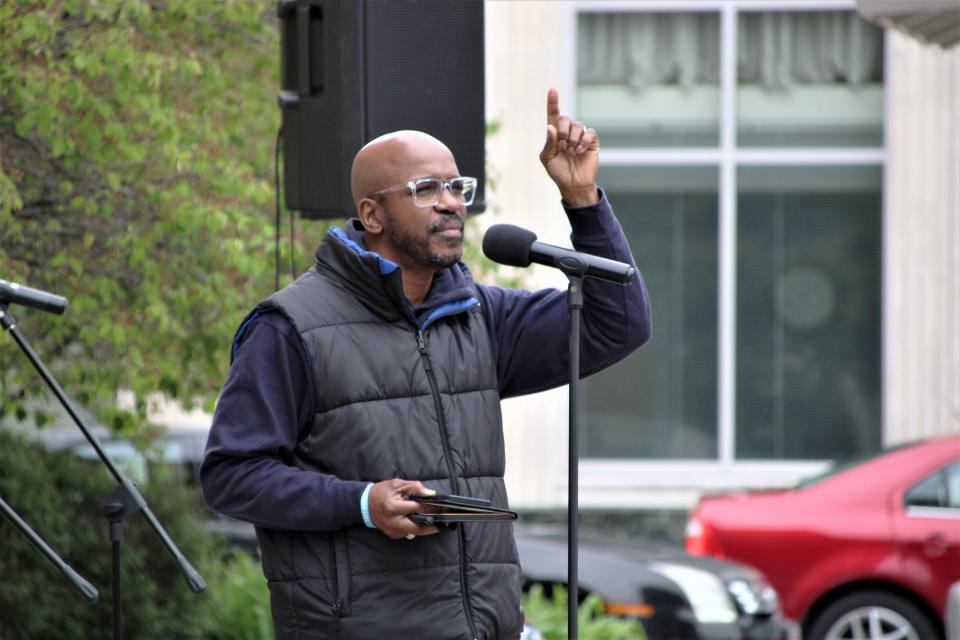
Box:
[331,532,350,627]
[417,329,479,640]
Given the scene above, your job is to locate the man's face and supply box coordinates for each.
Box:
[384,201,465,270]
[379,155,466,271]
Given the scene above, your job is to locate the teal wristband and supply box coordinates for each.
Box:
[360,483,375,529]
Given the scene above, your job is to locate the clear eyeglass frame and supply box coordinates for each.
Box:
[368,176,477,208]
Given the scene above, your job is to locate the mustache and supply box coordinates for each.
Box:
[428,214,464,234]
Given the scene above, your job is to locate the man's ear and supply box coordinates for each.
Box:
[357,197,384,235]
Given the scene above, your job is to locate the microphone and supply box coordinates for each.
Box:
[0,279,69,315]
[482,224,635,285]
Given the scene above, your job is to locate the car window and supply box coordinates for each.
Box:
[949,462,960,509]
[904,461,960,510]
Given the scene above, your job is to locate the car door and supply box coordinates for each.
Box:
[891,458,960,617]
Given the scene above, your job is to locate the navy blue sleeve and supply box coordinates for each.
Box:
[199,311,369,531]
[477,189,652,398]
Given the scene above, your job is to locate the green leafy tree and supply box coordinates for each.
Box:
[0,0,303,432]
[0,1,510,436]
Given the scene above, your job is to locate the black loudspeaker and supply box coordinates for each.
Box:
[278,0,485,219]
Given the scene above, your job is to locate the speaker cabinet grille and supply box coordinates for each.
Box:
[279,0,485,219]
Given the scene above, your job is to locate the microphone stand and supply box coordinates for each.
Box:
[565,274,584,640]
[0,303,206,640]
[0,494,100,604]
[482,221,636,639]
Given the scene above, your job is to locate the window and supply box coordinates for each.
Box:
[578,13,721,147]
[736,166,881,460]
[905,462,960,510]
[736,12,883,147]
[581,167,718,458]
[576,3,884,463]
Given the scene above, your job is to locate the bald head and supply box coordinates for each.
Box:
[350,130,457,207]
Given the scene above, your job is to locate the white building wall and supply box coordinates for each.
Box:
[883,32,960,444]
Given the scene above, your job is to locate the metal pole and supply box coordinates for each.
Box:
[567,276,583,640]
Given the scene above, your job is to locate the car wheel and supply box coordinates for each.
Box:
[807,591,939,640]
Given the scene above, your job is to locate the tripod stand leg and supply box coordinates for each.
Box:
[0,494,99,603]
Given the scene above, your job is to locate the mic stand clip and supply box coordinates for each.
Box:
[102,485,143,640]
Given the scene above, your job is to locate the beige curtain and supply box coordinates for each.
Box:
[578,11,883,92]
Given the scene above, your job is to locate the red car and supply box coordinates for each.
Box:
[685,436,960,640]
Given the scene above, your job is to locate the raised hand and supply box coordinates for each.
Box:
[539,87,600,207]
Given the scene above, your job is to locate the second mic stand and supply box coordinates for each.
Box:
[0,303,206,640]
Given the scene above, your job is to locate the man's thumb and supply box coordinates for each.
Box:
[408,481,436,497]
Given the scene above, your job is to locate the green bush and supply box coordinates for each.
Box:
[522,584,647,640]
[0,430,218,639]
[195,562,651,640]
[198,553,273,640]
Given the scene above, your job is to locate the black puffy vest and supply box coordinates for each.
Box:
[252,229,524,640]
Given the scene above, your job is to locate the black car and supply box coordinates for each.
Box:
[516,524,797,640]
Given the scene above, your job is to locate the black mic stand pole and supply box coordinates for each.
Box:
[0,303,206,639]
[0,494,100,604]
[565,274,584,640]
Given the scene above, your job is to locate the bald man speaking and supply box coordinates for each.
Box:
[201,90,651,640]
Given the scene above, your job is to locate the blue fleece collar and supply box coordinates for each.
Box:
[329,227,399,276]
[329,221,480,330]
[419,296,480,331]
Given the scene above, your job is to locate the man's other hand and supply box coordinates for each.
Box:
[368,478,441,539]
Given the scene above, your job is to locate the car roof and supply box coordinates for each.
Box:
[798,436,959,491]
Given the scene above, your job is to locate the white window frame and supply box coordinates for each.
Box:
[566,0,887,505]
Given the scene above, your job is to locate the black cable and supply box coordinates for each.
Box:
[288,186,296,281]
[274,125,282,292]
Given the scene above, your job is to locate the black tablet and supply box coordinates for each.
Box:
[405,494,518,522]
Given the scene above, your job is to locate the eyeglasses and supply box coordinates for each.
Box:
[368,176,477,208]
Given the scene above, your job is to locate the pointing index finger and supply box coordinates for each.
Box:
[547,88,560,126]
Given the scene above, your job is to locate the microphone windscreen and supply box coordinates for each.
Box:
[482,224,537,267]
